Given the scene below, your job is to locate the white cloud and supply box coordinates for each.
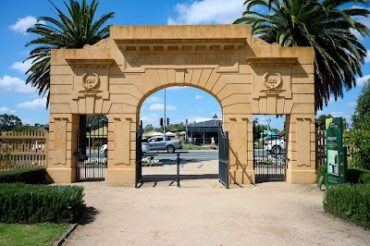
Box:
[347,101,357,107]
[0,75,35,93]
[187,113,222,123]
[195,95,202,100]
[10,16,45,35]
[167,0,244,25]
[329,111,351,123]
[17,98,46,109]
[10,60,33,73]
[357,75,370,86]
[187,116,212,123]
[146,96,162,104]
[149,103,177,111]
[365,50,370,63]
[140,113,160,126]
[0,107,15,114]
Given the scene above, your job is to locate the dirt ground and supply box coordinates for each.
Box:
[65,161,370,246]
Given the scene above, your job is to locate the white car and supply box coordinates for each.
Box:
[264,136,285,154]
[141,139,150,153]
[100,144,108,157]
[100,141,150,156]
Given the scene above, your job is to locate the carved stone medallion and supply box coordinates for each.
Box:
[263,73,282,91]
[82,73,100,91]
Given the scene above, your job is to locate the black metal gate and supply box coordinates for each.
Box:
[253,121,286,183]
[135,121,143,188]
[76,115,107,181]
[218,127,229,188]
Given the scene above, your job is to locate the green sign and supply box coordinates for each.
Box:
[325,117,347,188]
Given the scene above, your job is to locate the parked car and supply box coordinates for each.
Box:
[264,136,285,154]
[147,136,182,153]
[100,140,151,156]
[141,139,150,153]
[100,144,108,157]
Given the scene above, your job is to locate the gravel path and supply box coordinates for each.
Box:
[65,180,370,246]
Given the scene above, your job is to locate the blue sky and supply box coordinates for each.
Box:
[0,0,369,129]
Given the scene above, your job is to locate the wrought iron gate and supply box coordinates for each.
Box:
[253,121,286,183]
[76,115,107,181]
[135,121,143,188]
[218,127,229,188]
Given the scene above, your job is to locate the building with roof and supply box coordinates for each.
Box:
[186,114,221,145]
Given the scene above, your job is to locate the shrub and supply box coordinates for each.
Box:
[0,168,46,184]
[347,168,370,184]
[323,184,370,229]
[0,184,85,223]
[359,173,370,184]
[316,165,326,182]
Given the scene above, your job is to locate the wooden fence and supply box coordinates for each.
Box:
[0,131,48,170]
[316,125,326,168]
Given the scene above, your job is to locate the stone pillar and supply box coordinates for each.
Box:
[47,114,79,183]
[224,115,254,184]
[105,114,136,184]
[286,115,316,183]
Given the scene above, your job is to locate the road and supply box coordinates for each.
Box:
[86,149,285,161]
[148,150,218,161]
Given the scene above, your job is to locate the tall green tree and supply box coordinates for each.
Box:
[25,0,114,107]
[316,114,333,127]
[352,79,370,129]
[0,114,22,132]
[345,79,370,169]
[235,0,370,110]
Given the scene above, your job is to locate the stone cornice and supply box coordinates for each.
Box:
[64,49,115,64]
[246,57,298,65]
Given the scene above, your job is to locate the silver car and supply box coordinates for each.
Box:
[147,136,182,153]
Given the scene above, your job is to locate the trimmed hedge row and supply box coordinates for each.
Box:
[0,168,46,184]
[0,184,85,223]
[347,168,370,184]
[323,184,370,229]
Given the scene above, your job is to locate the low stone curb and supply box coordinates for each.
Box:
[54,223,78,246]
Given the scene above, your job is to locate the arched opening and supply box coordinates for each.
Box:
[136,85,223,187]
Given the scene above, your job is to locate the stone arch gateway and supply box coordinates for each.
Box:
[48,25,316,185]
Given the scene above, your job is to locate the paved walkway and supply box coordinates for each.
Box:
[65,180,370,245]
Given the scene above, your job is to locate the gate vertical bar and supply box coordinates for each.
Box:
[218,126,229,188]
[135,121,143,188]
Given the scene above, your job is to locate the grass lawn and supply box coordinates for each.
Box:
[0,223,69,246]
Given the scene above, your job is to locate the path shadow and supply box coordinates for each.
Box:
[143,174,218,182]
[78,206,99,225]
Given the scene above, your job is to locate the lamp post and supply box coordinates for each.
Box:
[163,88,167,135]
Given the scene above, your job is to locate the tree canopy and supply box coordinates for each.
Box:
[25,0,114,107]
[235,0,370,110]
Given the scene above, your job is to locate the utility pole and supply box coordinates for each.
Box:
[163,88,167,135]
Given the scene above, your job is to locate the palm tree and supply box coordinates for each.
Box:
[235,0,370,110]
[25,0,114,107]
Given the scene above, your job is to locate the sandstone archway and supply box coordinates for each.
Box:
[47,25,316,185]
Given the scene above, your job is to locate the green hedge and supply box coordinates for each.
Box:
[323,184,370,229]
[347,168,370,184]
[0,168,46,184]
[316,165,326,182]
[0,184,85,223]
